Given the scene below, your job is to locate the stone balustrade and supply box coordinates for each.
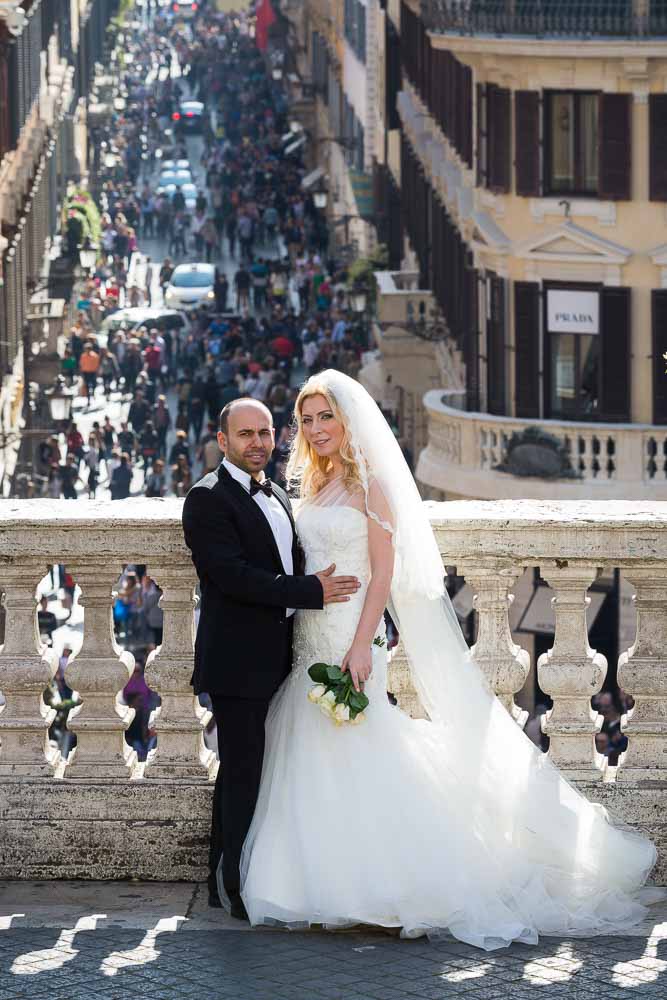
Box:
[418,390,667,500]
[0,498,666,881]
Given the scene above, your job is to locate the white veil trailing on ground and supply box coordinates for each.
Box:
[314,369,661,920]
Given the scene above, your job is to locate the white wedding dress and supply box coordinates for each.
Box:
[236,492,661,951]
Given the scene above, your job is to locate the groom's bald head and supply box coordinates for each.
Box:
[218,399,275,478]
[219,398,272,436]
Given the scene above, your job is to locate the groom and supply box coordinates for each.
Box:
[182,398,360,919]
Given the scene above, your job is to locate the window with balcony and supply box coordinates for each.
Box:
[545,92,599,196]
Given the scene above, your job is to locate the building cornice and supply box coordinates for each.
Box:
[427,31,667,61]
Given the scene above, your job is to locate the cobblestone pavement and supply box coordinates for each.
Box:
[1,882,667,999]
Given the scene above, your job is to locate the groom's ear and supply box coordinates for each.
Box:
[217,431,226,453]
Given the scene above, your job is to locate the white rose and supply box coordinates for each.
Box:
[333,704,350,723]
[318,699,334,718]
[308,684,327,703]
[350,711,366,725]
[321,690,336,707]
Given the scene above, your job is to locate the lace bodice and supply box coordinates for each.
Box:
[290,503,386,688]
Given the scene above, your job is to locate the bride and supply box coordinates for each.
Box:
[219,368,662,951]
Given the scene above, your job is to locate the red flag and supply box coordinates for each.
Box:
[255,0,276,52]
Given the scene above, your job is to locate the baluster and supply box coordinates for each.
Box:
[143,565,211,779]
[0,563,59,776]
[617,566,667,781]
[63,567,136,778]
[537,564,606,780]
[461,560,530,728]
[387,640,428,720]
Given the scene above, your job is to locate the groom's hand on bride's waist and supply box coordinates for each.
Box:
[315,564,361,605]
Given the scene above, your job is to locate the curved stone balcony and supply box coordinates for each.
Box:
[425,0,667,39]
[418,390,667,500]
[0,499,666,881]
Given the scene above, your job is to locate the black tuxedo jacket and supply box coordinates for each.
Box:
[182,462,324,699]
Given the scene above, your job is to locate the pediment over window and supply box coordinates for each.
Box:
[514,221,631,264]
[470,210,510,252]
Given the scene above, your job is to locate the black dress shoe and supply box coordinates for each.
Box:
[230,896,249,922]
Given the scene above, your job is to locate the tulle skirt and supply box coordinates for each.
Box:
[233,653,661,952]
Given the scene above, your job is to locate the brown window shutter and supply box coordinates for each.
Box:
[601,287,630,422]
[652,289,667,423]
[650,95,667,201]
[514,282,540,418]
[488,86,511,193]
[460,63,473,169]
[515,91,540,197]
[476,83,486,188]
[599,93,632,201]
[487,275,507,416]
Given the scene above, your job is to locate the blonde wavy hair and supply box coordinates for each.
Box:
[286,377,364,498]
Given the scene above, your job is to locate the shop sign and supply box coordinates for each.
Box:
[547,289,599,335]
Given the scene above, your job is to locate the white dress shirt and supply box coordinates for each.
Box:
[223,457,295,616]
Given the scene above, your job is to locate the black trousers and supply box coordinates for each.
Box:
[208,621,292,898]
[209,695,270,899]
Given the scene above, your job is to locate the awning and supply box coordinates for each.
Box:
[301,165,326,190]
[349,169,374,220]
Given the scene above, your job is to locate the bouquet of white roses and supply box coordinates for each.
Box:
[307,637,385,726]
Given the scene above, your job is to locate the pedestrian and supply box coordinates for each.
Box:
[110,452,133,500]
[144,458,167,498]
[139,420,159,471]
[128,389,150,435]
[83,434,102,498]
[234,264,251,312]
[144,256,154,306]
[79,344,101,405]
[59,453,82,499]
[152,395,172,457]
[214,270,229,312]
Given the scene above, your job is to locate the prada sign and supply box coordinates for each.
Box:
[547,289,600,335]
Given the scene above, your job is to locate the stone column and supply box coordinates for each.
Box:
[617,566,667,781]
[143,565,211,779]
[63,568,136,778]
[0,563,60,776]
[537,564,607,780]
[462,561,531,728]
[387,640,428,720]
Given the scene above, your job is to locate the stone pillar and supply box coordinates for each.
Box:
[462,561,531,728]
[387,640,428,720]
[63,568,136,778]
[0,564,60,776]
[143,565,211,779]
[617,567,667,781]
[537,564,607,780]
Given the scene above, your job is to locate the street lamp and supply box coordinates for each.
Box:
[45,378,74,426]
[350,290,367,314]
[79,246,97,272]
[313,188,328,210]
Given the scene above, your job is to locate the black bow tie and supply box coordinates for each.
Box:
[250,478,273,498]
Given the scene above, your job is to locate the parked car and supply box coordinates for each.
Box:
[158,182,199,213]
[173,100,204,133]
[158,167,192,187]
[98,307,186,346]
[160,159,190,171]
[164,263,216,312]
[169,0,198,18]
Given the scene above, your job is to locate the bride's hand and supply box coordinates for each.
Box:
[341,644,372,693]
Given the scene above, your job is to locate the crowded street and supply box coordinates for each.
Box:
[15,0,383,771]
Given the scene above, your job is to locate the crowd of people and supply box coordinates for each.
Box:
[36,1,377,763]
[31,3,371,508]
